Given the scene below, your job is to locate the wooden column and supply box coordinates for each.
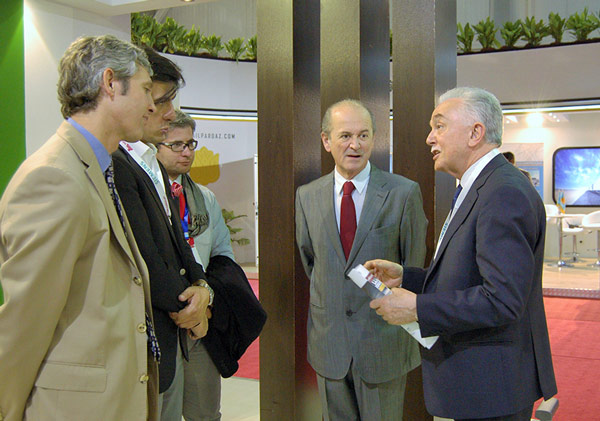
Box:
[320,0,390,173]
[392,1,457,420]
[392,0,457,264]
[257,1,322,420]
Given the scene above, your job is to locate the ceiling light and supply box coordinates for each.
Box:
[526,113,544,128]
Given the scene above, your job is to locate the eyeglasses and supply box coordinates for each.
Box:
[158,140,198,152]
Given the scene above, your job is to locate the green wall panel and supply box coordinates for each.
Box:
[0,0,26,304]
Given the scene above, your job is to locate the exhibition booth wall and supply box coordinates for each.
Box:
[22,0,600,263]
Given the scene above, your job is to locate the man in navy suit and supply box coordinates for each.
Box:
[367,87,557,421]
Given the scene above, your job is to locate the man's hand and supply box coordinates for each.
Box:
[169,284,210,330]
[187,307,212,340]
[364,259,404,288]
[370,288,417,325]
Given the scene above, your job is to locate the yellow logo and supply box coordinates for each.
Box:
[190,146,220,185]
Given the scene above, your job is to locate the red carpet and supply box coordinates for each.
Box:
[234,277,260,380]
[541,297,600,420]
[231,289,600,420]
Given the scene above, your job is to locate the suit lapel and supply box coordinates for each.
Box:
[346,167,388,268]
[425,154,506,286]
[60,123,136,265]
[318,173,346,265]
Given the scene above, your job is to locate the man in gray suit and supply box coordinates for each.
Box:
[295,99,428,420]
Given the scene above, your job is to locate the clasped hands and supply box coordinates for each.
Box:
[169,282,212,340]
[364,259,418,325]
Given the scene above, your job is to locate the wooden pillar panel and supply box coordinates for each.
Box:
[392,1,456,420]
[257,1,321,420]
[321,0,390,174]
[392,0,456,264]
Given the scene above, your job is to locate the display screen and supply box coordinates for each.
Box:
[553,147,600,206]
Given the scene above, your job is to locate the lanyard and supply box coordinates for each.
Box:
[120,141,171,219]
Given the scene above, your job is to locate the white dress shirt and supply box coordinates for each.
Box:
[434,148,500,258]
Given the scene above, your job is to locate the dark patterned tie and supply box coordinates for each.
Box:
[340,181,357,260]
[104,160,161,362]
[451,184,463,213]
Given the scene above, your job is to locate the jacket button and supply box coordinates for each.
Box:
[346,309,353,317]
[133,276,142,286]
[139,373,149,383]
[180,268,186,276]
[137,323,147,333]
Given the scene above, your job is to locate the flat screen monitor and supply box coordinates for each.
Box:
[553,146,600,206]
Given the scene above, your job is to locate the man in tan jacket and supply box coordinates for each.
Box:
[0,35,158,420]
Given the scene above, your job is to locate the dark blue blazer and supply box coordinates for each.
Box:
[113,146,207,393]
[403,154,557,419]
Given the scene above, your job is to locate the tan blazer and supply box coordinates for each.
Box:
[0,122,157,421]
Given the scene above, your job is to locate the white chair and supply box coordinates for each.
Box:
[544,204,559,220]
[562,215,584,262]
[544,204,570,267]
[581,210,600,268]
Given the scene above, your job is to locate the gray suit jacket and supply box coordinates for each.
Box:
[295,165,427,383]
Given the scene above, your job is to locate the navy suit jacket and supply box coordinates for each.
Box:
[113,145,207,393]
[403,154,557,419]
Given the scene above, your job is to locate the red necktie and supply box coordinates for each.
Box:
[171,181,185,220]
[340,181,356,260]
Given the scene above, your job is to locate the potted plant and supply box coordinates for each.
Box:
[473,17,500,52]
[547,12,566,44]
[499,19,523,49]
[457,22,475,53]
[566,7,599,42]
[225,37,247,62]
[521,16,549,47]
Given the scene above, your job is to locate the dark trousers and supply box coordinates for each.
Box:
[456,403,534,421]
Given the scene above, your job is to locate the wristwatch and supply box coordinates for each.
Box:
[193,279,214,306]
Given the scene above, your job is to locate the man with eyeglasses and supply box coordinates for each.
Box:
[113,48,213,421]
[157,110,235,421]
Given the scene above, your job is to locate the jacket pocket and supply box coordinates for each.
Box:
[34,361,106,392]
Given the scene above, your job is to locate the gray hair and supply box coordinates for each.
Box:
[57,35,152,118]
[321,99,376,135]
[438,87,503,146]
[169,110,196,132]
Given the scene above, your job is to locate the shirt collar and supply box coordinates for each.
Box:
[334,161,371,195]
[67,117,110,172]
[459,148,500,194]
[126,140,157,159]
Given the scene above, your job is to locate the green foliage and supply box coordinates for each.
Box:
[457,22,474,53]
[473,17,500,50]
[521,16,549,46]
[202,34,224,57]
[225,37,246,62]
[183,27,204,56]
[245,35,257,60]
[500,19,523,48]
[160,17,188,54]
[222,209,250,246]
[566,8,599,41]
[131,12,166,49]
[548,12,566,44]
